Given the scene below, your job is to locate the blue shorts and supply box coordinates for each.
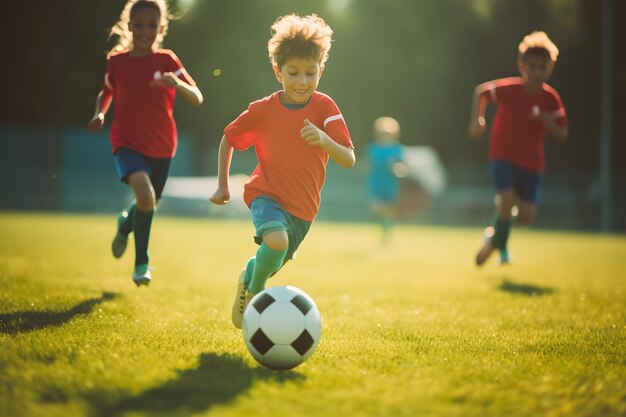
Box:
[368,175,399,203]
[114,147,172,200]
[250,196,312,261]
[368,182,399,204]
[490,160,542,203]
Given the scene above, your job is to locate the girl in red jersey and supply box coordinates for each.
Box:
[210,14,355,329]
[88,0,203,286]
[468,31,568,266]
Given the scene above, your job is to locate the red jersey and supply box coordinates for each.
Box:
[225,91,353,221]
[103,49,196,158]
[485,77,567,172]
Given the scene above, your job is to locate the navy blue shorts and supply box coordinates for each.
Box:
[490,160,542,203]
[250,196,312,261]
[114,147,172,200]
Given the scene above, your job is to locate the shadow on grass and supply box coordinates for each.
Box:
[88,352,305,417]
[497,278,554,296]
[0,292,119,335]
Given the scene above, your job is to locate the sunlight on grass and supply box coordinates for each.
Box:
[0,212,624,417]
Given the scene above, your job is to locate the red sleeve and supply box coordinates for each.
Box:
[321,97,353,149]
[491,79,515,103]
[481,77,519,104]
[224,102,262,151]
[547,89,568,127]
[167,51,196,86]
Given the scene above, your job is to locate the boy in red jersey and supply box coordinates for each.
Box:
[210,14,355,328]
[468,31,568,266]
[88,0,203,286]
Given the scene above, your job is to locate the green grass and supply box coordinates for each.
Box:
[1,212,625,417]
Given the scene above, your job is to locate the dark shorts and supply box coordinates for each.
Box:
[114,147,172,200]
[490,160,542,203]
[250,196,312,261]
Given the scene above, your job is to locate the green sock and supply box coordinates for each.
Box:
[133,208,154,266]
[118,202,136,236]
[247,243,287,294]
[243,257,255,287]
[492,217,512,251]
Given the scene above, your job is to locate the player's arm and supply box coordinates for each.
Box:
[157,72,203,106]
[87,88,113,132]
[300,119,355,168]
[468,82,491,139]
[544,115,568,143]
[209,135,233,205]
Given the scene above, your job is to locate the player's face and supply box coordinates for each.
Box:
[273,58,323,105]
[519,55,553,86]
[129,7,162,54]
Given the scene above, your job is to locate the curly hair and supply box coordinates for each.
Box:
[518,31,559,62]
[107,0,171,57]
[268,14,333,69]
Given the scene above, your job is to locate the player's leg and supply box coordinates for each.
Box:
[248,230,289,294]
[492,189,515,264]
[112,149,140,259]
[515,201,536,226]
[127,171,157,286]
[112,201,135,258]
[371,201,394,245]
[111,148,161,261]
[476,161,514,266]
[514,168,540,227]
[231,197,289,328]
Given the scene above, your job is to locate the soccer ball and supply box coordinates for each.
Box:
[242,285,322,370]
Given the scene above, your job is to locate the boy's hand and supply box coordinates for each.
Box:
[301,119,328,147]
[468,116,486,139]
[88,113,104,132]
[210,186,230,206]
[150,71,180,89]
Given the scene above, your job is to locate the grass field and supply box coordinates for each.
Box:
[0,212,624,417]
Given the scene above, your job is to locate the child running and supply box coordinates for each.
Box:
[88,0,203,286]
[210,14,355,328]
[468,31,568,266]
[367,116,406,245]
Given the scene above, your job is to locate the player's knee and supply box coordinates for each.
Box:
[135,192,156,211]
[516,206,536,225]
[263,230,289,251]
[517,212,535,226]
[129,173,156,211]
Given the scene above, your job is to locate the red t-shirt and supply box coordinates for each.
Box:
[225,91,353,221]
[103,49,196,158]
[485,77,567,172]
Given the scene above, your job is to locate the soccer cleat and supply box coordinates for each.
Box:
[232,269,248,329]
[111,212,129,259]
[475,239,495,266]
[132,263,152,287]
[499,250,511,265]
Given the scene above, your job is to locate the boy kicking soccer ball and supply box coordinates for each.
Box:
[209,14,355,328]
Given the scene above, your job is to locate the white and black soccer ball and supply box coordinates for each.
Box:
[242,285,321,370]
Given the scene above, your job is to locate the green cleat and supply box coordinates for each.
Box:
[499,250,512,265]
[132,263,151,287]
[112,212,129,259]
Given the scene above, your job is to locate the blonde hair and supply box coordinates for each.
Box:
[268,14,333,69]
[374,117,401,139]
[518,31,559,62]
[107,0,171,57]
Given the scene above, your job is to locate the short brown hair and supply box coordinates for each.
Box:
[268,14,333,69]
